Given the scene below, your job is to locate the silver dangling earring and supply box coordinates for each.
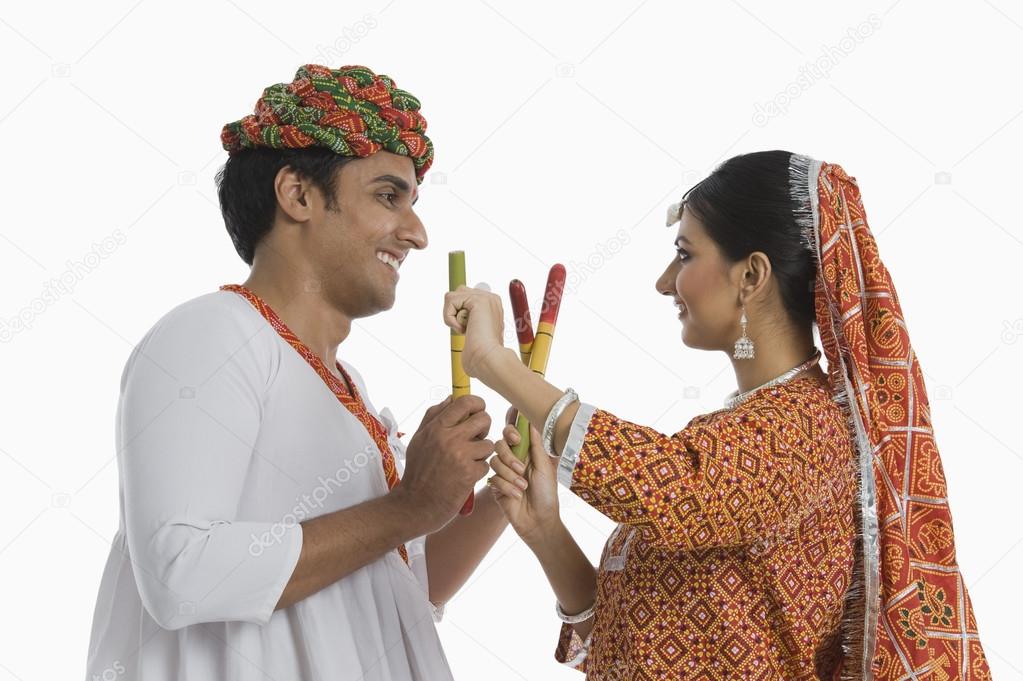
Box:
[733,305,755,359]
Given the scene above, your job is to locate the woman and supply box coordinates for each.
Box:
[444,151,990,679]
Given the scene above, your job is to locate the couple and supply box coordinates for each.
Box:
[85,64,989,680]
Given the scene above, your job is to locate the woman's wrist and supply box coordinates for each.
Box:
[476,345,521,389]
[523,517,569,553]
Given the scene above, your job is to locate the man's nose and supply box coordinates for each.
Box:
[400,211,428,250]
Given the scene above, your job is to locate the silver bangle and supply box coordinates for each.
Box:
[555,600,595,624]
[543,388,579,455]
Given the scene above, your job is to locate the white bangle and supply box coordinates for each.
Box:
[543,388,579,455]
[555,600,595,624]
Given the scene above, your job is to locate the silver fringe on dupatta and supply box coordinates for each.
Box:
[789,153,880,681]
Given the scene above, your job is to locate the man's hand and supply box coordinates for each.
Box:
[398,395,494,532]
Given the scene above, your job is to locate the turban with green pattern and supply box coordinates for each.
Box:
[221,64,433,183]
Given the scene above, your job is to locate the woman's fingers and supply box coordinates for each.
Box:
[497,440,527,476]
[442,290,468,334]
[527,424,556,475]
[443,286,492,332]
[490,446,528,490]
[443,286,506,332]
[486,474,522,500]
[502,423,521,447]
[528,424,545,458]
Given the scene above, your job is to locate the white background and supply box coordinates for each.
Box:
[1,1,1021,678]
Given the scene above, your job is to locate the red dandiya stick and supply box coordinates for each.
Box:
[511,264,567,463]
[509,279,535,365]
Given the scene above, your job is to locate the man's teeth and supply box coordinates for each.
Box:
[375,251,400,271]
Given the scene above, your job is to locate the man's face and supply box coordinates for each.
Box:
[307,151,427,319]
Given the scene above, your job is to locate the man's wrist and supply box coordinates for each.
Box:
[385,485,439,539]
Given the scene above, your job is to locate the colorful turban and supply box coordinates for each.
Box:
[221,64,433,183]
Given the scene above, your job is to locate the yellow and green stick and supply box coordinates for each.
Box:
[448,251,474,515]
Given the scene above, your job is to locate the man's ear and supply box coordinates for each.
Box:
[273,166,313,222]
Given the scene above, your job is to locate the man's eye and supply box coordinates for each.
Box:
[379,193,397,205]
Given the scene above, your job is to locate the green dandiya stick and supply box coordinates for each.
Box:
[512,264,566,463]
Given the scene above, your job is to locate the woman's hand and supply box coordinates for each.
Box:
[486,418,562,547]
[443,285,506,378]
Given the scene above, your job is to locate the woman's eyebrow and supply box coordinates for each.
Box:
[674,235,691,246]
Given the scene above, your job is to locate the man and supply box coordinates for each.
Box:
[85,64,509,681]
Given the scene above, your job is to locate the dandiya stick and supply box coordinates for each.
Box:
[509,279,534,365]
[448,251,474,516]
[511,264,566,464]
[509,279,535,450]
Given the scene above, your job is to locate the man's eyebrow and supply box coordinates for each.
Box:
[370,174,411,192]
[370,174,418,204]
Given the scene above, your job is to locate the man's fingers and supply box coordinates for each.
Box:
[419,395,452,426]
[473,438,496,460]
[438,394,486,427]
[454,410,492,442]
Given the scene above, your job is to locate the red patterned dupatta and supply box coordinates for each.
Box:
[791,156,989,680]
[220,284,409,565]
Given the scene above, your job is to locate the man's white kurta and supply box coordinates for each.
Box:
[85,290,451,681]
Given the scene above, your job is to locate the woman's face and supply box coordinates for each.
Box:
[655,208,742,351]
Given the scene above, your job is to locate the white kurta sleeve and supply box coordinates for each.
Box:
[381,407,445,623]
[341,362,444,622]
[119,296,303,631]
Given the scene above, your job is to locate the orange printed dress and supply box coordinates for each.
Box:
[554,376,858,680]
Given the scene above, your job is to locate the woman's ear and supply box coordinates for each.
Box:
[737,251,772,302]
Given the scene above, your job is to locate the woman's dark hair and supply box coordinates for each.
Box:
[215,148,355,265]
[682,150,816,328]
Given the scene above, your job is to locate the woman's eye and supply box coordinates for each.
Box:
[676,249,690,262]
